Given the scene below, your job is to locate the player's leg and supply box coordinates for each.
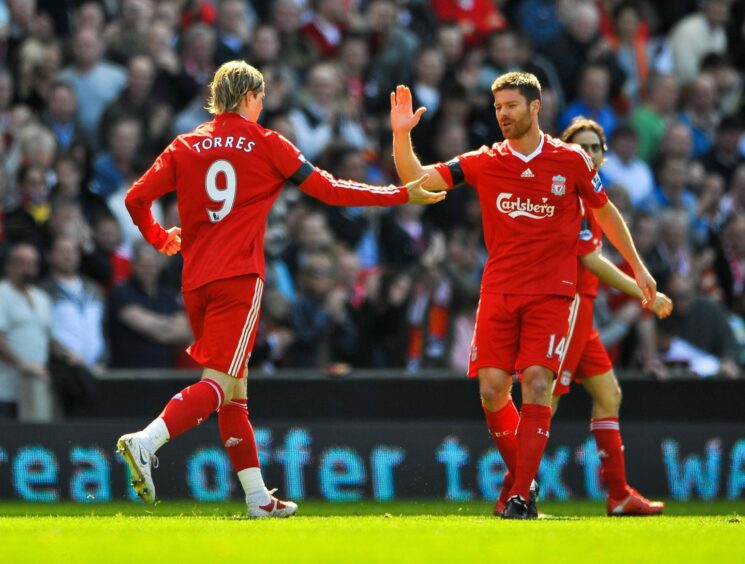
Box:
[219,369,297,518]
[579,339,663,515]
[504,295,573,518]
[117,285,234,503]
[479,367,518,515]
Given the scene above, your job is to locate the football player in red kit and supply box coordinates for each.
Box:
[117,61,445,517]
[552,118,671,515]
[391,73,656,519]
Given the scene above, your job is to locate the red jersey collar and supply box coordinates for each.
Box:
[504,132,545,163]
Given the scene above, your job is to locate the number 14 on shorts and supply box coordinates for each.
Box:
[546,334,566,359]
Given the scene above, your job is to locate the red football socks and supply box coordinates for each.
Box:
[482,399,519,475]
[510,403,552,501]
[160,379,224,439]
[591,417,628,499]
[218,398,260,470]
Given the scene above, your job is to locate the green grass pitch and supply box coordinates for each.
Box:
[1,500,743,564]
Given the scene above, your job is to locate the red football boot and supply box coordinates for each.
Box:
[607,486,664,516]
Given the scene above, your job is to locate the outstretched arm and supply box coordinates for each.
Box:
[580,250,673,318]
[290,160,446,207]
[591,200,656,304]
[390,85,449,190]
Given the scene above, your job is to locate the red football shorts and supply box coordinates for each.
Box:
[553,293,614,396]
[467,293,574,377]
[183,274,264,378]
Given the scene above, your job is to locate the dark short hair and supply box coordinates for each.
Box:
[560,117,608,152]
[491,72,542,104]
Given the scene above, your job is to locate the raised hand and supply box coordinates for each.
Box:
[644,291,673,319]
[390,85,427,134]
[158,226,182,256]
[405,175,446,205]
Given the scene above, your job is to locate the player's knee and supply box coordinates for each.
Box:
[479,377,511,406]
[526,377,550,401]
[593,381,622,415]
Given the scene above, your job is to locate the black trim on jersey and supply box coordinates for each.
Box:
[446,159,465,186]
[289,160,314,185]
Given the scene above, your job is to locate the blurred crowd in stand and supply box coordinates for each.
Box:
[0,0,744,420]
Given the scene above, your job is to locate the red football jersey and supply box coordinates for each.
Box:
[576,198,603,297]
[434,134,608,297]
[126,113,408,291]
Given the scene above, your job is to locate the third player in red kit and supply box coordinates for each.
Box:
[391,73,656,518]
[116,61,445,517]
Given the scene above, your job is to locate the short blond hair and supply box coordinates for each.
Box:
[207,61,264,115]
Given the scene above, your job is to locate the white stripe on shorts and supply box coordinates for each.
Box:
[228,278,264,376]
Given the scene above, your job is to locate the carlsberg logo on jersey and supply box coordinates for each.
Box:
[497,193,556,219]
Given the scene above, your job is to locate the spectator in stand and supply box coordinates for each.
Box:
[436,21,465,84]
[0,243,53,421]
[514,0,564,49]
[410,46,447,161]
[363,0,419,113]
[630,214,670,295]
[668,0,732,83]
[58,27,127,149]
[714,215,745,309]
[478,30,520,91]
[604,0,653,107]
[601,125,655,208]
[91,117,143,199]
[50,153,108,225]
[300,0,349,59]
[108,241,191,369]
[541,2,620,101]
[701,116,744,187]
[678,73,720,158]
[700,53,744,115]
[100,55,170,157]
[18,41,64,113]
[323,145,382,269]
[357,269,413,367]
[282,210,335,280]
[80,213,132,291]
[250,23,282,69]
[103,0,153,65]
[657,209,694,277]
[628,73,681,163]
[658,122,695,163]
[559,63,619,137]
[722,164,745,219]
[287,253,359,368]
[379,202,434,270]
[177,23,217,103]
[271,0,317,74]
[431,0,507,48]
[0,69,14,140]
[4,164,50,248]
[288,62,366,161]
[658,272,740,378]
[41,236,104,416]
[41,81,85,152]
[214,0,253,64]
[643,157,697,220]
[143,22,186,111]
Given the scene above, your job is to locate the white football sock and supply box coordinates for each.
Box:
[239,468,270,505]
[140,417,170,453]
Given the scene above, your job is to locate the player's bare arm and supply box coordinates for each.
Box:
[591,200,657,304]
[580,250,673,318]
[390,85,449,190]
